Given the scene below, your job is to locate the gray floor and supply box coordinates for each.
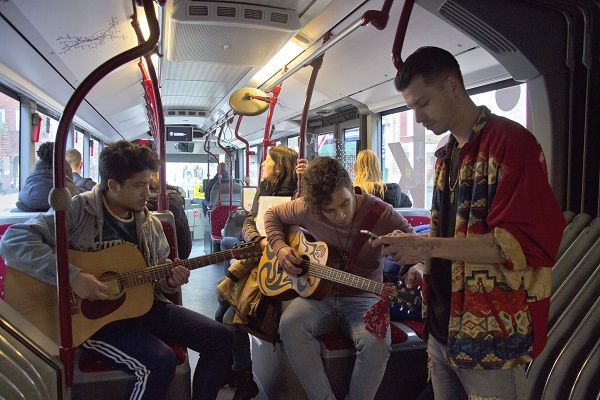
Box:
[181,238,268,400]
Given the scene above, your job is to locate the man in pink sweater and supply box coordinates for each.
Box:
[264,156,414,400]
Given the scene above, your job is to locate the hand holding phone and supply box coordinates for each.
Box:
[360,230,379,240]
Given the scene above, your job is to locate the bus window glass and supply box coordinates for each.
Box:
[34,111,59,154]
[0,91,20,209]
[73,129,85,156]
[344,127,359,180]
[382,83,527,209]
[248,146,259,186]
[316,132,335,157]
[287,137,299,154]
[89,139,100,182]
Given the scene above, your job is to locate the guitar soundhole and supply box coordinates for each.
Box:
[80,270,125,320]
[298,255,310,277]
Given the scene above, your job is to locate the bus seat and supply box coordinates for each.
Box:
[563,210,576,225]
[209,180,243,207]
[556,213,592,260]
[209,205,240,252]
[252,320,427,400]
[152,211,179,260]
[402,215,430,228]
[540,298,600,400]
[568,339,600,400]
[551,217,600,294]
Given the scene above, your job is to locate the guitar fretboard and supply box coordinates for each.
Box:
[303,260,384,296]
[114,245,258,288]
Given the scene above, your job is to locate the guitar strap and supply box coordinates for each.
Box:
[343,192,388,271]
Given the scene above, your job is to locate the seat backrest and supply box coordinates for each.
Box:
[151,211,179,261]
[402,215,430,228]
[210,205,240,240]
[209,180,242,206]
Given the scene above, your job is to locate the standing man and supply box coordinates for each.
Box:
[373,46,564,399]
[1,140,232,400]
[264,156,415,400]
[66,147,97,192]
[202,161,229,216]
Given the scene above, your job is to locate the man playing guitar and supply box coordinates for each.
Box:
[263,156,415,400]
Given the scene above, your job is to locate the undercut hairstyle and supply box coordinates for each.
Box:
[65,148,82,167]
[354,149,386,199]
[302,156,353,214]
[99,140,161,192]
[264,145,298,190]
[394,46,464,92]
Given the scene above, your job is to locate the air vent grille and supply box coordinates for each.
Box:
[165,109,208,118]
[188,5,208,16]
[244,8,263,20]
[270,12,289,25]
[440,1,517,54]
[216,6,236,18]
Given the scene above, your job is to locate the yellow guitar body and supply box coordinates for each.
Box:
[257,226,332,300]
[4,244,152,346]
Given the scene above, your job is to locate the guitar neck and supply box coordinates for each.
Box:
[305,261,384,296]
[118,248,247,289]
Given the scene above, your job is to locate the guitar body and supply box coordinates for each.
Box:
[258,226,335,301]
[4,244,154,346]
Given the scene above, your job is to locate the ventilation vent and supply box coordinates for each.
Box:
[170,1,301,64]
[188,5,208,16]
[244,8,263,20]
[165,109,208,118]
[216,6,236,18]
[440,1,517,54]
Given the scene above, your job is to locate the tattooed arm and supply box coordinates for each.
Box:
[373,233,505,265]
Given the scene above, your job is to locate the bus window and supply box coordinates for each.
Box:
[0,89,20,211]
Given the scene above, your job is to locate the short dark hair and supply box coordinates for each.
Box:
[99,140,161,192]
[394,46,464,91]
[302,157,353,214]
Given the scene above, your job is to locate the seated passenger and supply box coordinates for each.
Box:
[264,156,414,400]
[66,148,97,192]
[16,142,81,212]
[1,140,232,400]
[146,172,192,260]
[354,149,412,207]
[216,145,305,400]
[202,162,229,216]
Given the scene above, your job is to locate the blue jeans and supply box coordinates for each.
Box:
[222,305,252,370]
[428,337,526,400]
[83,300,233,400]
[279,295,391,400]
[220,236,242,251]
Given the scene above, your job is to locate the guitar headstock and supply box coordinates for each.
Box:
[231,242,262,262]
[388,280,422,310]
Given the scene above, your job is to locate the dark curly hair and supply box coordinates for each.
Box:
[99,140,161,192]
[36,142,55,167]
[302,156,353,214]
[394,46,464,92]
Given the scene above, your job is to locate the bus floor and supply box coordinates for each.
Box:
[182,239,268,400]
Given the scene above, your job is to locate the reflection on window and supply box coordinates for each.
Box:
[34,112,59,154]
[381,83,527,209]
[0,91,20,211]
[89,139,101,182]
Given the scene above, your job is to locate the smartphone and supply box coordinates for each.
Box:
[360,230,379,240]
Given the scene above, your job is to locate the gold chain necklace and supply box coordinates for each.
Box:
[448,148,460,204]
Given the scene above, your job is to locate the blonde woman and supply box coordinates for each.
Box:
[354,149,412,207]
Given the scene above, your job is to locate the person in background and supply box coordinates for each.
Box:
[264,156,414,400]
[66,148,97,192]
[354,149,412,208]
[216,145,306,400]
[2,140,232,400]
[147,172,192,260]
[372,46,565,400]
[16,142,81,212]
[202,162,229,216]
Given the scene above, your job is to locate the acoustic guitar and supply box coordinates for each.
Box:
[3,242,261,346]
[257,226,421,307]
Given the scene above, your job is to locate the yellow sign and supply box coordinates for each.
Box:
[194,183,204,199]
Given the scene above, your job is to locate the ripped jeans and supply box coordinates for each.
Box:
[428,337,526,400]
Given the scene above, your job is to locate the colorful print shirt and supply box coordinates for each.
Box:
[424,106,565,369]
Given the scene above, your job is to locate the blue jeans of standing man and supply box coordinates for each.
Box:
[279,294,391,400]
[428,336,526,400]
